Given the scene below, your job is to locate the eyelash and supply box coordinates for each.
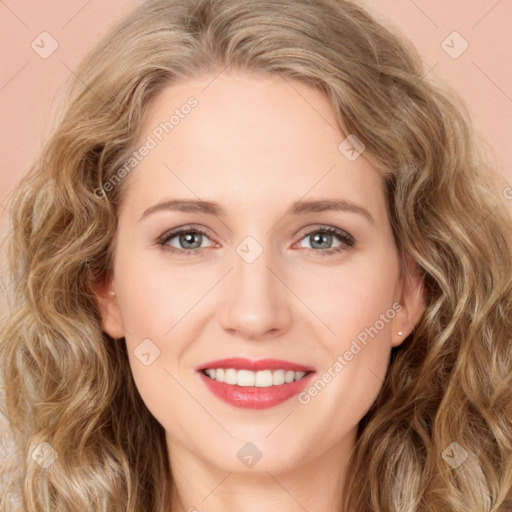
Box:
[157,224,355,258]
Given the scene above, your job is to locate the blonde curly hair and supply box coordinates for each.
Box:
[1,0,511,510]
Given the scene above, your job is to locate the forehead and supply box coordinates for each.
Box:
[119,72,385,223]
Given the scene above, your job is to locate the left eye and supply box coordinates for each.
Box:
[295,227,353,252]
[158,225,355,256]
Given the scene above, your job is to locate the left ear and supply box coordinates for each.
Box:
[391,254,426,347]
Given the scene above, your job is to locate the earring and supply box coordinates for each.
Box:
[108,291,116,296]
[397,331,403,336]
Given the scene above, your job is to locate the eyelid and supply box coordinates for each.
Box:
[295,223,355,243]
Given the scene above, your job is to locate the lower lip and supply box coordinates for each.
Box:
[198,371,315,409]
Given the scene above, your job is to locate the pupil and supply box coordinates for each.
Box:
[312,233,331,249]
[181,232,201,249]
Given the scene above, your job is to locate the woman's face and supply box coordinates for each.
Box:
[98,71,423,478]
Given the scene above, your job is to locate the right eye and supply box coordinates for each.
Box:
[158,226,217,257]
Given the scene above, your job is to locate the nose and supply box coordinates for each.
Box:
[218,245,292,340]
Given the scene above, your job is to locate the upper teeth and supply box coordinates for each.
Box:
[203,368,308,387]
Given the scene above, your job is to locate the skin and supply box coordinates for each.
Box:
[96,71,424,512]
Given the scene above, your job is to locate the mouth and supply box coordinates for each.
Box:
[200,367,312,386]
[196,358,316,409]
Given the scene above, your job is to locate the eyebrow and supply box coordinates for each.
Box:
[139,198,375,225]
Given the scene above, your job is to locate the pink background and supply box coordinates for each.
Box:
[1,0,511,313]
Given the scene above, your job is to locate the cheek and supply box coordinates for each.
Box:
[297,252,400,409]
[324,266,399,404]
[115,265,193,430]
[112,252,213,416]
[334,269,397,343]
[113,253,202,337]
[293,252,399,349]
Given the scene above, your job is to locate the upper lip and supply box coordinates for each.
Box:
[196,357,315,373]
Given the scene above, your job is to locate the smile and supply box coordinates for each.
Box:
[202,368,309,387]
[196,357,316,409]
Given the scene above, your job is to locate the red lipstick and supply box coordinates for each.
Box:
[196,357,315,409]
[196,357,314,373]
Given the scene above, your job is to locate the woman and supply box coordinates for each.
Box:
[1,0,511,510]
